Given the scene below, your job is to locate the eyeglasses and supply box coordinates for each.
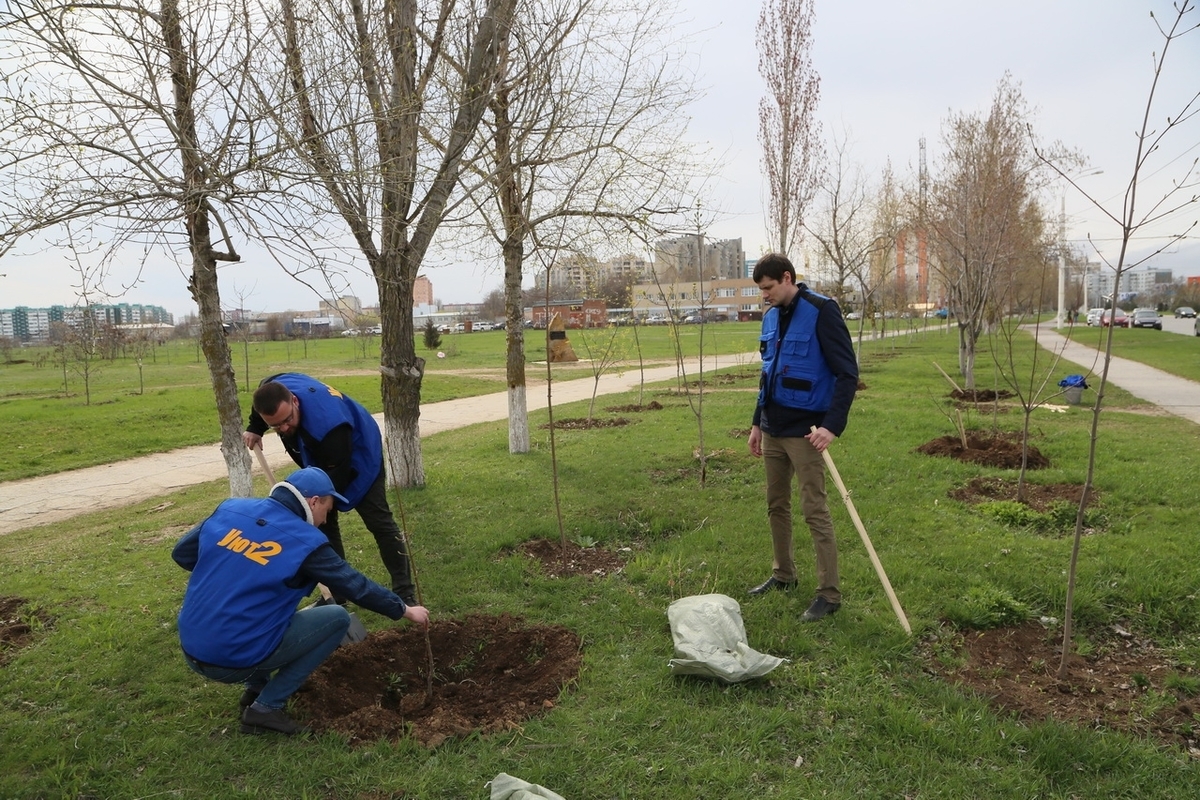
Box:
[265,400,297,431]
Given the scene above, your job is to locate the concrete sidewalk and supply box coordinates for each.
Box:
[1028,326,1200,424]
[0,354,755,533]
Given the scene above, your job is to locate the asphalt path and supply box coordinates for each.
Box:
[0,353,754,534]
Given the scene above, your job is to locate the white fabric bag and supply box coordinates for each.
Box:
[488,773,567,800]
[667,593,786,683]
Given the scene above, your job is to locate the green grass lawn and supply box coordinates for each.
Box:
[4,330,1200,797]
[0,324,764,481]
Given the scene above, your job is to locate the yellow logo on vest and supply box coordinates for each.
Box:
[216,528,282,565]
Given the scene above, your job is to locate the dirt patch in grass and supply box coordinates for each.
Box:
[926,621,1200,753]
[916,433,1049,469]
[950,388,1016,402]
[948,476,1091,513]
[605,400,664,413]
[517,537,628,579]
[295,614,581,748]
[539,417,631,430]
[0,596,53,666]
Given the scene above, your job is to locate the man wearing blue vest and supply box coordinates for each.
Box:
[242,373,416,606]
[173,467,429,736]
[746,253,859,623]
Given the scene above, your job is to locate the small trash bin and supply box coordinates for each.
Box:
[1058,374,1088,405]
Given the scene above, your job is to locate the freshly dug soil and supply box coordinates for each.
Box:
[916,433,1049,470]
[294,613,582,748]
[0,596,52,667]
[950,388,1015,402]
[517,537,628,579]
[605,401,664,413]
[539,417,631,430]
[948,476,1092,513]
[926,621,1200,752]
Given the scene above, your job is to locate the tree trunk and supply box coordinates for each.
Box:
[379,263,425,487]
[504,235,530,453]
[164,0,251,497]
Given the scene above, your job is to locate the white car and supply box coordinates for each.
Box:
[1086,308,1105,326]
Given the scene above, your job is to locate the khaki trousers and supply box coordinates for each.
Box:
[762,431,840,602]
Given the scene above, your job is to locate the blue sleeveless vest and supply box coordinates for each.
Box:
[273,373,383,509]
[758,291,837,413]
[177,498,326,668]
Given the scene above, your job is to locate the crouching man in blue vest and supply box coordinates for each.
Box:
[173,467,429,736]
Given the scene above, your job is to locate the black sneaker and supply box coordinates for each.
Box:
[238,687,261,710]
[240,706,310,736]
[748,576,798,595]
[800,595,841,622]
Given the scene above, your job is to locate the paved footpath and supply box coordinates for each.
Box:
[5,329,1196,535]
[0,354,755,534]
[1028,326,1200,425]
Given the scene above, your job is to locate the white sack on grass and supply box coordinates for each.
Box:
[488,772,567,800]
[667,593,786,683]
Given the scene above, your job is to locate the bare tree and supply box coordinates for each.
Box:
[271,0,516,486]
[575,324,626,423]
[843,164,903,357]
[757,0,824,256]
[804,132,880,307]
[0,0,305,496]
[1050,1,1200,680]
[926,74,1066,389]
[470,0,701,454]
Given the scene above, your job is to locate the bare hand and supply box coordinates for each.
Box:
[404,605,429,629]
[806,426,836,453]
[748,425,763,458]
[242,431,263,451]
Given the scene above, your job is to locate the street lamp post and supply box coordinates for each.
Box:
[1057,194,1067,329]
[1055,169,1103,330]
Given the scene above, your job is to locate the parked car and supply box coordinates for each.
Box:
[1086,308,1105,326]
[645,315,668,325]
[1130,308,1162,329]
[845,311,862,320]
[1100,308,1130,328]
[1175,306,1196,318]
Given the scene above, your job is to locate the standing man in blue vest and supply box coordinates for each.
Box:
[242,373,416,606]
[173,467,429,736]
[746,253,859,622]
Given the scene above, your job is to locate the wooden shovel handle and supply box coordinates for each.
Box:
[251,443,276,485]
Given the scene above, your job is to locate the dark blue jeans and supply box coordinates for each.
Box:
[184,605,350,709]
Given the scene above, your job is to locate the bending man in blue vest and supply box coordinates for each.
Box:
[173,467,429,736]
[746,253,859,623]
[242,373,416,606]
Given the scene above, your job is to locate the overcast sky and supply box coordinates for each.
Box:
[3,0,1197,319]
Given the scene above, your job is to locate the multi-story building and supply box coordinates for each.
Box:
[0,303,173,342]
[1085,267,1173,305]
[652,236,745,283]
[631,276,761,321]
[533,253,655,296]
[413,275,434,307]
